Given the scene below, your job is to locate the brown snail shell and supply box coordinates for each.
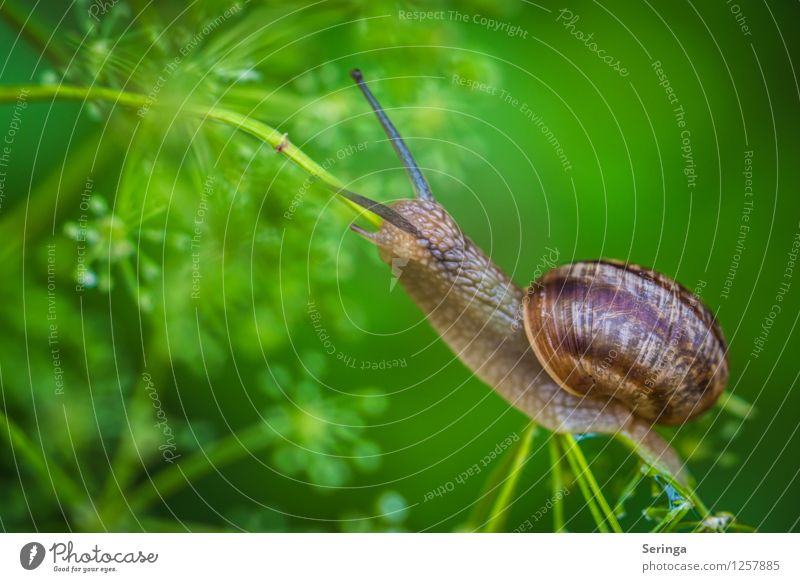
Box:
[523,260,728,425]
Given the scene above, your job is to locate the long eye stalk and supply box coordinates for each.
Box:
[350,69,434,201]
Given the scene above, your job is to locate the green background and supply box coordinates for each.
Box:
[0,0,798,532]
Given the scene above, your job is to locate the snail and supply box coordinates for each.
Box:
[336,69,728,482]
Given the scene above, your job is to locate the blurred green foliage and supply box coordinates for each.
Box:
[0,0,798,532]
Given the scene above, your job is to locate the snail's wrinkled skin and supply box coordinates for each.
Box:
[525,261,728,425]
[360,199,686,481]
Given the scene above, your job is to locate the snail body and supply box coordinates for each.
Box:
[341,70,729,482]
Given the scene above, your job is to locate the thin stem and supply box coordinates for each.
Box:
[649,502,692,533]
[548,436,566,532]
[614,431,710,517]
[562,439,609,532]
[0,84,382,227]
[484,425,538,532]
[0,404,84,506]
[561,434,623,533]
[612,465,646,519]
[717,392,756,419]
[96,378,153,519]
[0,1,67,68]
[466,435,520,528]
[125,421,274,514]
[646,465,710,518]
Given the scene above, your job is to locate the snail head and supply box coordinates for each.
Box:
[342,69,469,279]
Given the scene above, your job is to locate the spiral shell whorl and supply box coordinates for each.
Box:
[523,260,728,425]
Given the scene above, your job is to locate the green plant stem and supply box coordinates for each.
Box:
[612,465,646,519]
[548,436,566,532]
[646,466,710,518]
[614,432,710,518]
[467,436,522,528]
[125,421,275,514]
[0,84,382,228]
[649,502,693,533]
[717,392,756,419]
[0,404,84,507]
[561,434,623,533]
[483,425,538,532]
[0,1,67,68]
[563,443,608,532]
[97,378,154,518]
